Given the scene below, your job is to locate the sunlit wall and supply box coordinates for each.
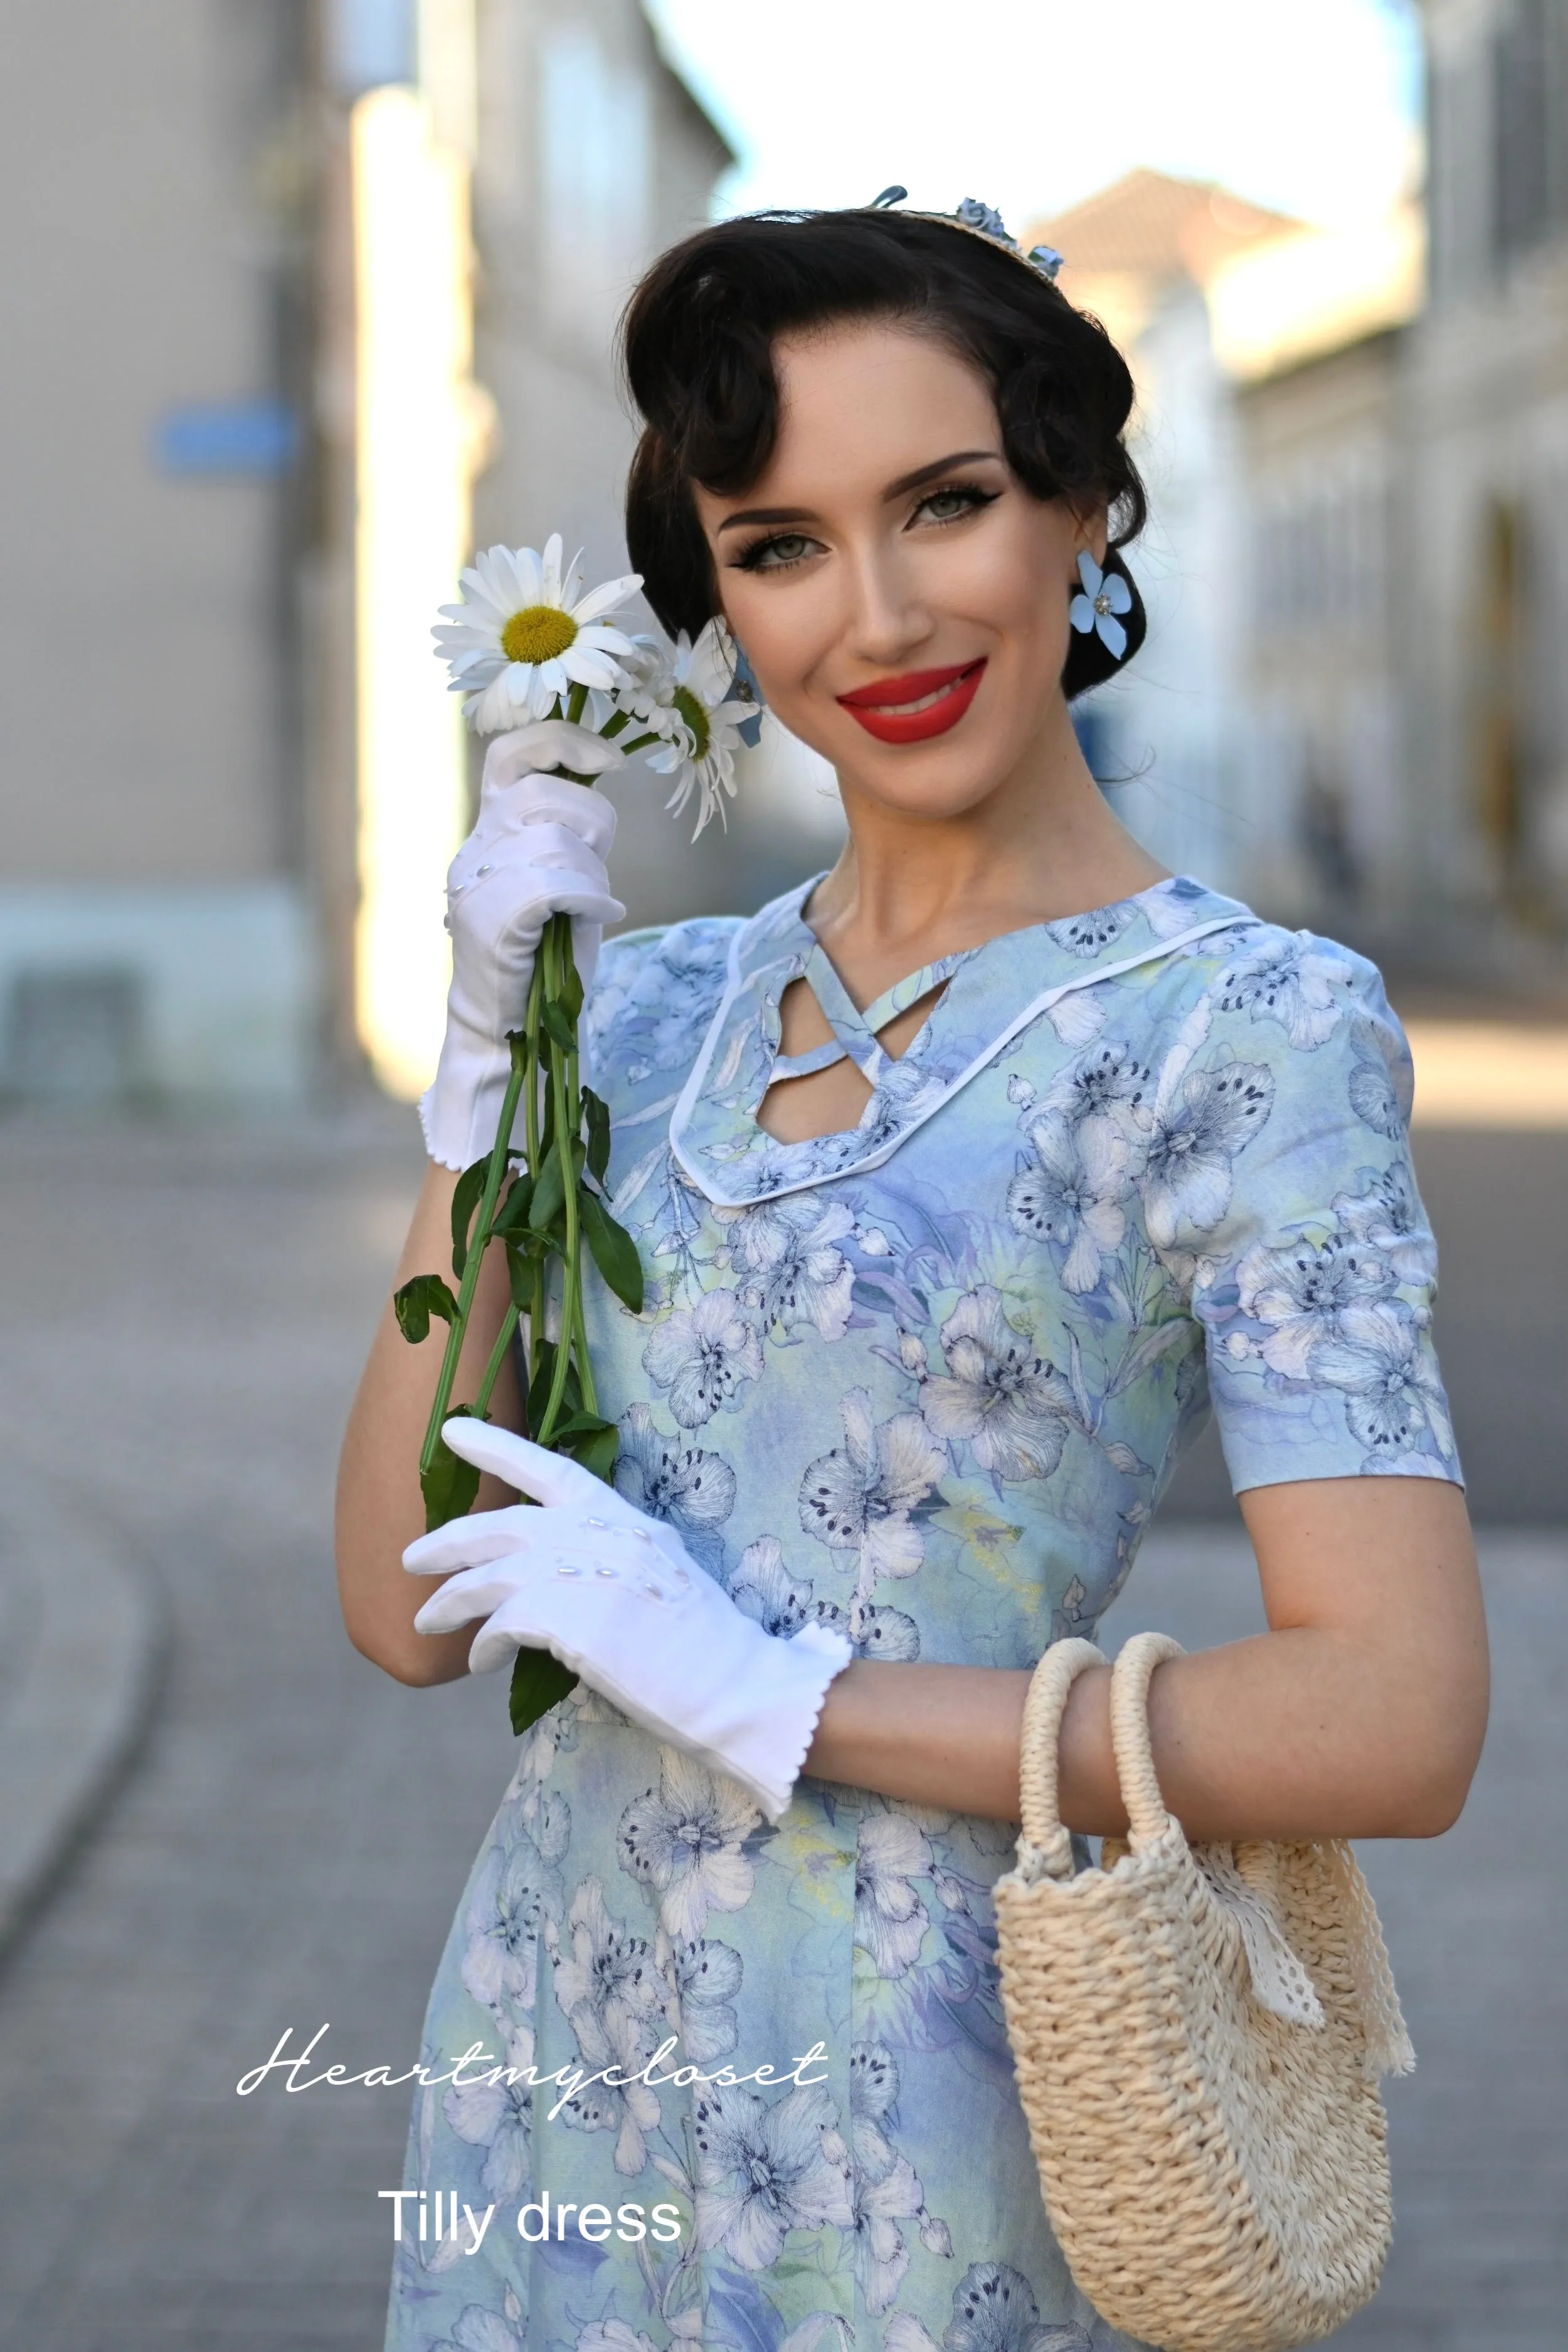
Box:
[351,83,474,1101]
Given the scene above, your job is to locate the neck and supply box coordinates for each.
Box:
[808,692,1167,970]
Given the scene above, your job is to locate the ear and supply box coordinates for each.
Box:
[1067,499,1110,568]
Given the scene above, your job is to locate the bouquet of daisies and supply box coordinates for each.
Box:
[391,538,757,1734]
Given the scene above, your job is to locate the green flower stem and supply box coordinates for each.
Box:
[521,958,546,1394]
[407,684,620,1532]
[536,915,584,1446]
[418,1031,527,1481]
[567,1026,599,1421]
[599,708,662,758]
[473,1298,522,1421]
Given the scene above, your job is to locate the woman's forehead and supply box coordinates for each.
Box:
[719,322,1000,506]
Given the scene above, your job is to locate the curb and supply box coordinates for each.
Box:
[0,1463,166,1964]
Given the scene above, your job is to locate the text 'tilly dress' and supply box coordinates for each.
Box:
[386,873,1460,2352]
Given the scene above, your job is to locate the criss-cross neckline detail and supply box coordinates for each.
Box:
[666,871,1259,1207]
[768,939,973,1093]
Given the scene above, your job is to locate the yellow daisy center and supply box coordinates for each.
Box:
[672,684,711,760]
[501,605,578,665]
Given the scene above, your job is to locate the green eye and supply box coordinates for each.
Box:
[745,533,815,570]
[915,485,997,526]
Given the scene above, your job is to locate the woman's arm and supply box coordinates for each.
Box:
[335,1162,526,1686]
[803,1475,1488,1841]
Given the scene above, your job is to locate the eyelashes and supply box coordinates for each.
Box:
[731,530,817,575]
[728,481,1001,575]
[915,484,1000,526]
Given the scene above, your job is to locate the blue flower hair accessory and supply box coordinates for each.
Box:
[868,186,1065,284]
[1069,551,1133,662]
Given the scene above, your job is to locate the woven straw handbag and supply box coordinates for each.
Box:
[993,1631,1415,2352]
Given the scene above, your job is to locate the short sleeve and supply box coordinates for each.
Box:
[1173,931,1463,1494]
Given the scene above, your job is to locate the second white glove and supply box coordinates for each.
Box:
[420,721,627,1172]
[404,1419,853,1823]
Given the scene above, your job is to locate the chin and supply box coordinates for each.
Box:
[830,723,1037,820]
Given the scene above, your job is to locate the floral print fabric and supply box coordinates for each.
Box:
[386,874,1459,2352]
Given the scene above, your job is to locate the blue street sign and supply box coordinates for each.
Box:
[154,399,301,477]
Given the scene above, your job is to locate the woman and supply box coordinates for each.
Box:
[338,201,1488,2352]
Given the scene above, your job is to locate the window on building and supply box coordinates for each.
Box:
[4,969,146,1103]
[1490,0,1561,268]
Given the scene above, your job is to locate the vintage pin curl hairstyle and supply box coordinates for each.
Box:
[620,206,1148,701]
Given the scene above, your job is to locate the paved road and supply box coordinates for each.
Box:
[0,1107,1560,2351]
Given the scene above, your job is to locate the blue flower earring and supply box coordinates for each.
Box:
[1069,551,1134,663]
[723,627,766,747]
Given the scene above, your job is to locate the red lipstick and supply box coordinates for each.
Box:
[837,659,987,744]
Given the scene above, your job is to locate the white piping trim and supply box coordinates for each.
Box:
[667,913,1254,1209]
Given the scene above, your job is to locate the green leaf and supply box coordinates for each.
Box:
[526,1340,555,1432]
[504,1239,541,1311]
[583,1087,612,1187]
[540,999,576,1056]
[549,1409,615,1442]
[568,1423,619,1483]
[420,1422,484,1530]
[527,1142,565,1232]
[393,1271,460,1345]
[528,1139,585,1239]
[489,1172,535,1237]
[556,956,584,1024]
[450,1157,490,1279]
[508,1646,579,1737]
[526,1342,583,1438]
[579,1189,644,1313]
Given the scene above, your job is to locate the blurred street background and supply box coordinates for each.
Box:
[1,0,1565,2346]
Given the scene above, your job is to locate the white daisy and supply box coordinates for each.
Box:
[640,620,758,838]
[432,535,641,732]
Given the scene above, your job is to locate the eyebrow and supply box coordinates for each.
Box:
[715,448,1004,534]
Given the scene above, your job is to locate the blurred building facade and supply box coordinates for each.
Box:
[1233,0,1568,980]
[1028,172,1428,936]
[1025,173,1303,901]
[13,6,1566,1115]
[1034,8,1568,993]
[0,0,741,1106]
[1407,0,1568,967]
[0,1,319,1102]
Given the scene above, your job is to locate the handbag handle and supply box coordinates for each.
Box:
[1109,1629,1187,1851]
[1015,1629,1187,1880]
[1016,1638,1106,1880]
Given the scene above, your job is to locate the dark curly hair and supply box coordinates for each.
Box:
[620,207,1147,701]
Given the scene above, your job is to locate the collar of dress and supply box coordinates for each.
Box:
[667,871,1259,1207]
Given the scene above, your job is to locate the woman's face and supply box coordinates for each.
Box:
[692,317,1101,822]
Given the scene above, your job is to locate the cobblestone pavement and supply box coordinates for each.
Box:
[0,1108,1560,2351]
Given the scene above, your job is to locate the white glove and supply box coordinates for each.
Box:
[419,721,628,1172]
[405,1420,853,1823]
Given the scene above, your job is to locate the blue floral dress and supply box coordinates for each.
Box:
[385,873,1459,2352]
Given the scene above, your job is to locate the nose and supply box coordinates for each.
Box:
[837,533,936,673]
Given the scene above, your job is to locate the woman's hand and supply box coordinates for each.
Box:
[420,721,627,1172]
[404,1420,852,1822]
